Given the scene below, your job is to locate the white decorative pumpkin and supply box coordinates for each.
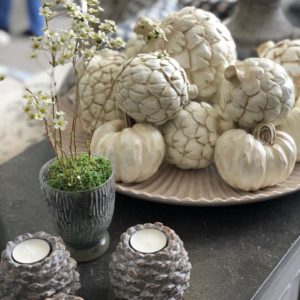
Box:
[219,58,295,129]
[134,7,236,103]
[114,51,197,125]
[124,35,145,59]
[214,123,297,191]
[161,101,221,169]
[277,107,300,161]
[78,49,125,133]
[258,39,300,99]
[90,119,165,183]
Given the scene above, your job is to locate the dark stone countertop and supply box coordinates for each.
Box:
[0,140,300,300]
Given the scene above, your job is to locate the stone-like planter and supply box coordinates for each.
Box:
[39,158,115,262]
[0,232,80,300]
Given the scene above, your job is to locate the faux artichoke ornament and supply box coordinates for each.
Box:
[219,58,295,129]
[78,49,126,133]
[161,101,222,169]
[114,51,198,125]
[124,35,146,58]
[257,39,300,99]
[134,7,237,103]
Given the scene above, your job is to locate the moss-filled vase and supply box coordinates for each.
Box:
[39,158,115,262]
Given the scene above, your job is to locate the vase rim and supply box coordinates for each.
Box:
[39,156,114,194]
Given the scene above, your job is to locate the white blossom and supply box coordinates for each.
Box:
[53,118,68,130]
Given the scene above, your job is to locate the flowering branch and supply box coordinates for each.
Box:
[23,0,125,164]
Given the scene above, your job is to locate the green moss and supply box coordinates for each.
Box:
[48,154,112,192]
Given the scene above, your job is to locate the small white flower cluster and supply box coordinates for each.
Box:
[23,91,53,121]
[23,91,68,131]
[53,111,68,130]
[32,0,126,64]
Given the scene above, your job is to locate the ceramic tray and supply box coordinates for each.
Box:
[61,95,300,206]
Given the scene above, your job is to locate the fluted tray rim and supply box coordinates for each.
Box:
[115,163,300,206]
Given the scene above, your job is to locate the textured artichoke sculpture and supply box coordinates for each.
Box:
[258,39,300,99]
[0,232,80,300]
[161,101,220,169]
[219,58,295,129]
[78,49,126,133]
[110,222,191,300]
[134,7,236,103]
[124,35,146,59]
[114,51,197,125]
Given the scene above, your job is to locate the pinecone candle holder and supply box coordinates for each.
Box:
[0,232,80,300]
[109,222,191,300]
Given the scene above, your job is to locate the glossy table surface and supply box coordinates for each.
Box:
[0,140,300,300]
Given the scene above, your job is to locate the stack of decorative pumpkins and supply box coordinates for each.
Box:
[79,6,300,192]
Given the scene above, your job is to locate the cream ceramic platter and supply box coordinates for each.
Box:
[61,96,300,206]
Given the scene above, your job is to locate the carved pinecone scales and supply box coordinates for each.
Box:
[45,293,84,300]
[0,232,80,300]
[109,223,191,300]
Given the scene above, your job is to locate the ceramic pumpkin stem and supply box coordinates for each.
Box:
[253,122,276,145]
[224,65,243,85]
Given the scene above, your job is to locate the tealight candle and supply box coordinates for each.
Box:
[12,238,51,264]
[130,228,168,254]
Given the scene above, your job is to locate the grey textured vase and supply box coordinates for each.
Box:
[0,232,80,300]
[39,159,115,262]
[109,222,192,300]
[225,0,297,58]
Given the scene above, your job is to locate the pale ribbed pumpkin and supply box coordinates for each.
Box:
[277,107,300,161]
[90,119,165,183]
[214,123,296,191]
